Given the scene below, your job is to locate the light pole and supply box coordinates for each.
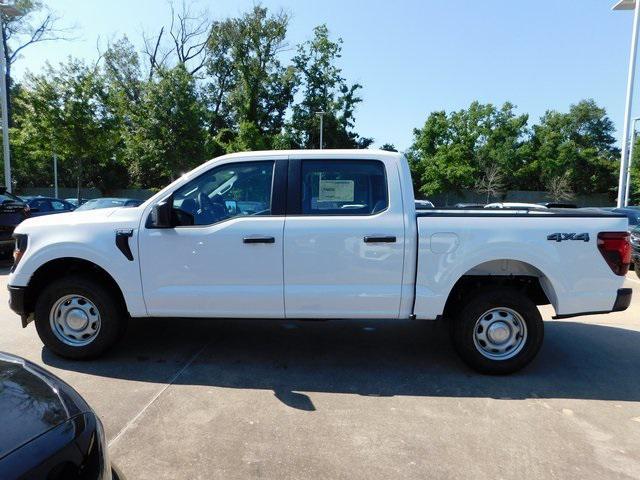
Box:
[0,1,20,192]
[315,111,325,149]
[624,116,640,205]
[53,152,58,198]
[614,0,640,207]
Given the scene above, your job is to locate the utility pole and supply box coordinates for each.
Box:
[0,37,9,192]
[625,117,640,205]
[53,152,58,198]
[0,1,20,192]
[614,0,640,207]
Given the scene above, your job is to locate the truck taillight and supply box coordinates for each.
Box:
[597,232,631,276]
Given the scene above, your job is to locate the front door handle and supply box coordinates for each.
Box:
[363,236,396,243]
[243,236,275,244]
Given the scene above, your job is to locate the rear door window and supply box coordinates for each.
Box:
[300,160,388,215]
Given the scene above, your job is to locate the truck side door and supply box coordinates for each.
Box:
[283,157,406,319]
[138,158,287,318]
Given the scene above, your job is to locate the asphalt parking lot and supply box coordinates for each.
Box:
[1,264,640,480]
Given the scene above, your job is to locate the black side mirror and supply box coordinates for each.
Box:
[149,195,173,228]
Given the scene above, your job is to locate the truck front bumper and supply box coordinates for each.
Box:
[8,285,33,327]
[8,285,26,316]
[553,288,632,319]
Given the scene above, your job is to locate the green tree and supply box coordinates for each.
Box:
[103,36,143,105]
[205,6,295,151]
[11,59,126,194]
[408,102,529,197]
[527,99,618,195]
[124,65,207,188]
[289,24,372,149]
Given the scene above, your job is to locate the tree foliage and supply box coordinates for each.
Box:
[527,100,618,195]
[408,102,529,197]
[409,99,619,200]
[9,4,372,193]
[289,25,372,149]
[12,60,125,194]
[123,65,207,188]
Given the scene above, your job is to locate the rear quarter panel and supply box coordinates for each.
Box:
[414,213,628,319]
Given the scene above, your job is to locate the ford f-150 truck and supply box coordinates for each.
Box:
[7,150,633,373]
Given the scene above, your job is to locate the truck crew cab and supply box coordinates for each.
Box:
[7,150,632,374]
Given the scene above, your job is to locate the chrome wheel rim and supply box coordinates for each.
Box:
[472,307,527,360]
[49,294,101,346]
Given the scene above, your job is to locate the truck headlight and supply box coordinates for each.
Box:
[12,233,27,269]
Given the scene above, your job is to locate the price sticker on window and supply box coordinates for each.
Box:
[318,179,355,202]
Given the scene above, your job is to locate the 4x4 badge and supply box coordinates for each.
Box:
[547,233,590,242]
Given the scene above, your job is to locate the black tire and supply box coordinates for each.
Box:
[34,275,127,359]
[450,287,544,375]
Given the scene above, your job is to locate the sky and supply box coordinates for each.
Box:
[12,0,639,151]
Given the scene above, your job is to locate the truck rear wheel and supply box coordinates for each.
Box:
[34,275,127,359]
[451,287,543,374]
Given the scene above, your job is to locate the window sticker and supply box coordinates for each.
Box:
[318,179,355,202]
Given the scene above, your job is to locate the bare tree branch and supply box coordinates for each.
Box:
[475,163,505,203]
[143,0,213,77]
[6,10,75,64]
[143,26,166,80]
[547,172,575,202]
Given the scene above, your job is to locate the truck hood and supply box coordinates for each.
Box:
[15,206,142,233]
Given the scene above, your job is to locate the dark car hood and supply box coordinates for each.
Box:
[0,352,89,459]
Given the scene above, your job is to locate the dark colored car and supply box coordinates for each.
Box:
[24,197,76,217]
[537,202,578,208]
[65,198,89,208]
[0,351,120,479]
[0,188,30,256]
[606,207,640,231]
[75,198,143,211]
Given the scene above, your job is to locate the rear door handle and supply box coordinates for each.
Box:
[363,236,396,243]
[243,236,275,244]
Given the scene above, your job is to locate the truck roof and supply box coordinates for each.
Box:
[212,149,404,162]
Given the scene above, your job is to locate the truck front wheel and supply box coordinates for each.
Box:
[34,275,127,359]
[451,288,544,374]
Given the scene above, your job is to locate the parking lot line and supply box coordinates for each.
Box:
[625,274,640,284]
[107,341,210,448]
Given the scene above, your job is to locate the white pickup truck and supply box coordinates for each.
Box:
[7,150,632,373]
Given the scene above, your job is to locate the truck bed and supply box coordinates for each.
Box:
[413,208,628,320]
